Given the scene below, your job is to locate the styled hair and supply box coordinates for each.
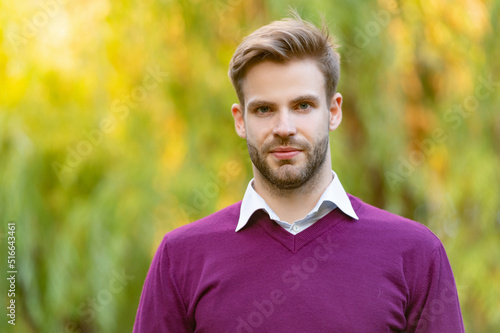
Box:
[228,12,340,107]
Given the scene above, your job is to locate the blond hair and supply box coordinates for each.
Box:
[228,12,340,107]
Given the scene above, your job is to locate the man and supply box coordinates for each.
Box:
[134,14,464,332]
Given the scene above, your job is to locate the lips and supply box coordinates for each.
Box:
[270,146,302,160]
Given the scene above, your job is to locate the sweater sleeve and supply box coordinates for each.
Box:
[133,236,194,333]
[405,241,464,332]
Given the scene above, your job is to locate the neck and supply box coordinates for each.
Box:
[252,162,333,224]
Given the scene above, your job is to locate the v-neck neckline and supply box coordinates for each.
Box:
[251,207,356,253]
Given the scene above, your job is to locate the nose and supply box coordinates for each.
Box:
[272,110,297,138]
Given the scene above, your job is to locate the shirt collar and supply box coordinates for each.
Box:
[235,171,358,232]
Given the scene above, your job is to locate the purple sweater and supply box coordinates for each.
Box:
[133,195,464,332]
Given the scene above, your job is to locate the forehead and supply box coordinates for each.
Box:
[241,58,326,105]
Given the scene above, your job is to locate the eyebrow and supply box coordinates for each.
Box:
[246,100,278,112]
[246,94,321,112]
[290,94,321,105]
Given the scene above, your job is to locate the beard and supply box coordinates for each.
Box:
[247,133,329,191]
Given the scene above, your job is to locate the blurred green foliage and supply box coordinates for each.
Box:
[1,0,499,332]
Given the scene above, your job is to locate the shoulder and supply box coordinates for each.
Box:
[162,201,242,248]
[347,194,442,252]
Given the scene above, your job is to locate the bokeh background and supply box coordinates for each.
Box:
[1,0,499,332]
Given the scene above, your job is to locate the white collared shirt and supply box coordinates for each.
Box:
[235,171,359,234]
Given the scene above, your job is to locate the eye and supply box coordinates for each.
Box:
[298,102,311,110]
[256,106,270,113]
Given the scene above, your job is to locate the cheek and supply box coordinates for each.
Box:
[245,120,270,140]
[310,113,330,133]
[300,120,323,137]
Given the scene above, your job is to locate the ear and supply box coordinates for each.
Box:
[328,92,343,131]
[231,103,246,139]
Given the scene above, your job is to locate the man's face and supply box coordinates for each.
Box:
[231,58,342,191]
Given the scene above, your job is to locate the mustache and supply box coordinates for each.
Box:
[262,138,311,152]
